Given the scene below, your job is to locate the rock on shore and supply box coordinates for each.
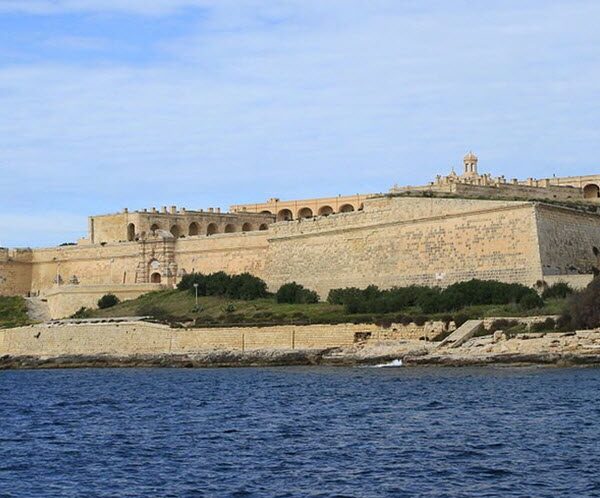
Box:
[3,329,600,369]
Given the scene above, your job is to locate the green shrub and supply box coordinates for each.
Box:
[178,272,268,300]
[327,287,363,305]
[440,279,538,311]
[276,282,319,304]
[227,273,269,300]
[334,279,541,315]
[518,293,544,310]
[541,282,573,300]
[71,307,93,319]
[565,278,600,330]
[98,294,120,309]
[136,304,172,321]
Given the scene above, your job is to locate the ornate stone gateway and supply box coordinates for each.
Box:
[134,231,178,286]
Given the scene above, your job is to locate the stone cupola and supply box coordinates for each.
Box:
[463,151,478,178]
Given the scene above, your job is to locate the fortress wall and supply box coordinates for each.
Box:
[174,232,270,279]
[90,212,129,244]
[29,243,140,294]
[265,198,543,298]
[535,204,600,276]
[0,249,33,296]
[0,322,371,357]
[451,182,581,201]
[270,197,527,238]
[0,321,444,358]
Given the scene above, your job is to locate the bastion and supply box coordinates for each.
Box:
[2,153,600,319]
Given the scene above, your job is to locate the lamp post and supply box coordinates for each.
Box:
[193,283,199,310]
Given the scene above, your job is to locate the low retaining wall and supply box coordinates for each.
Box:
[0,320,445,358]
[45,284,163,319]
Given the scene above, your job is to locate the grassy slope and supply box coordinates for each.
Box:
[90,289,568,325]
[92,289,345,323]
[0,296,31,328]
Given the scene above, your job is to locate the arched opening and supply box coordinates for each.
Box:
[297,207,313,219]
[339,204,355,213]
[127,223,136,241]
[170,225,181,238]
[583,184,600,199]
[242,222,252,232]
[207,223,218,236]
[277,209,293,222]
[224,224,236,233]
[188,222,199,236]
[260,210,273,215]
[150,272,161,284]
[259,224,269,231]
[318,206,334,217]
[150,223,160,234]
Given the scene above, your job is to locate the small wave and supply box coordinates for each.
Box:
[371,359,403,368]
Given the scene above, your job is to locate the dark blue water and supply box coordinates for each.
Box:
[1,366,600,498]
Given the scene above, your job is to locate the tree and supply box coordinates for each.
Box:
[98,294,120,309]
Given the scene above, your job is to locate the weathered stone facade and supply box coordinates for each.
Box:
[89,206,274,244]
[2,154,600,319]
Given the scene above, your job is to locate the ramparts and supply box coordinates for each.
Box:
[3,195,600,319]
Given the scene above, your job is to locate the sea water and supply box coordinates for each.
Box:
[1,366,599,497]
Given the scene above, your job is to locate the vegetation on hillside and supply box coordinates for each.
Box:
[178,272,269,300]
[81,274,572,328]
[98,293,120,309]
[0,296,30,328]
[327,280,543,314]
[560,278,600,330]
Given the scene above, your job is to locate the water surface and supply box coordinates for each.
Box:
[1,366,599,497]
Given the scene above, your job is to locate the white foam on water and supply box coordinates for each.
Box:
[370,359,403,368]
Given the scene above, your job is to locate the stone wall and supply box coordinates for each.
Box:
[0,249,33,296]
[451,181,581,202]
[28,242,140,294]
[45,284,163,319]
[90,209,274,244]
[0,322,360,357]
[4,196,600,309]
[175,231,269,280]
[264,197,544,298]
[535,204,600,276]
[0,320,444,357]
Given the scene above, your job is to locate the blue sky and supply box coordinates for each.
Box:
[1,0,599,247]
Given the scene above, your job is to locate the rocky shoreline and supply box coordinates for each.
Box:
[4,329,600,369]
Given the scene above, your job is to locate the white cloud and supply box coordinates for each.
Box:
[1,0,600,246]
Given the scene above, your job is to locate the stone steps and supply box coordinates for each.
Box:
[437,320,483,349]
